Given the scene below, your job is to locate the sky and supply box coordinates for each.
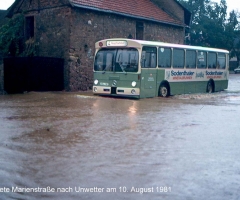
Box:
[0,0,15,10]
[213,0,239,13]
[0,0,239,13]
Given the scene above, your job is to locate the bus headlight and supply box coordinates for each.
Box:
[131,81,137,87]
[131,89,136,94]
[93,87,97,92]
[94,79,99,85]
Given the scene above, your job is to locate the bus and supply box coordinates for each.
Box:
[92,38,229,99]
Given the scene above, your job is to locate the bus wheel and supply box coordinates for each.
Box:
[206,80,214,93]
[159,83,169,97]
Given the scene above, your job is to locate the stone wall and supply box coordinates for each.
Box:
[35,7,71,58]
[22,6,72,91]
[68,9,138,91]
[68,8,184,91]
[9,0,71,91]
[144,22,184,43]
[7,0,186,92]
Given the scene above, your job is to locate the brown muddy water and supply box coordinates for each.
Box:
[0,74,240,200]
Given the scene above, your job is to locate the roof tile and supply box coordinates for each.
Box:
[70,0,184,26]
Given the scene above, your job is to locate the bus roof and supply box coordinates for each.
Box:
[96,38,229,53]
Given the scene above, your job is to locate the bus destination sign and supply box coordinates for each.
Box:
[106,40,127,47]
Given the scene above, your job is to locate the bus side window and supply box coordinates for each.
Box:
[197,51,206,68]
[145,52,151,67]
[173,48,184,68]
[151,54,156,68]
[208,52,217,69]
[158,47,171,68]
[141,51,146,67]
[141,46,157,68]
[217,53,226,69]
[186,50,196,68]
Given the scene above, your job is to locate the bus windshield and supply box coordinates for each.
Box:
[94,48,139,73]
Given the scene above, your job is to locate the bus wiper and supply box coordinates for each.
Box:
[119,63,127,75]
[102,65,112,74]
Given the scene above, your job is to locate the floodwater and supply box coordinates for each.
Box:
[0,74,240,200]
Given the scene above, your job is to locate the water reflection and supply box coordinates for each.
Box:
[128,101,138,116]
[0,75,240,200]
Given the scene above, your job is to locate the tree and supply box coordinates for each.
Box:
[227,10,240,64]
[0,14,24,56]
[179,0,240,63]
[0,13,37,57]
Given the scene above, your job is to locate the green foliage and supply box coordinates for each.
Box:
[24,38,37,56]
[0,13,37,57]
[0,14,24,56]
[179,0,240,62]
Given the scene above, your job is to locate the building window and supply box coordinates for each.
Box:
[136,22,143,40]
[25,16,34,40]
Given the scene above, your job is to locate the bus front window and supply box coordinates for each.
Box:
[115,48,139,72]
[94,48,139,73]
[94,49,114,72]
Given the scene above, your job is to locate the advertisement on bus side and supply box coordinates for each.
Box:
[165,69,228,82]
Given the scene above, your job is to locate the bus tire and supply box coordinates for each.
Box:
[159,82,170,97]
[206,80,214,93]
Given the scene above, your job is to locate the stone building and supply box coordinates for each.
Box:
[6,0,191,91]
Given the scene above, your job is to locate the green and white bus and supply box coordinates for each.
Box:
[93,38,229,99]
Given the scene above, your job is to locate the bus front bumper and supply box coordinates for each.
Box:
[93,86,140,97]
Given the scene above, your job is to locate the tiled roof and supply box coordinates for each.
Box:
[70,0,185,27]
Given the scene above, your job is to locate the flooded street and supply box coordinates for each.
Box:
[0,74,240,200]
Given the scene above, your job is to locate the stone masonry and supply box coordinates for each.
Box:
[5,0,187,92]
[68,8,184,91]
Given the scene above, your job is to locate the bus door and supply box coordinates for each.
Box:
[140,46,157,98]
